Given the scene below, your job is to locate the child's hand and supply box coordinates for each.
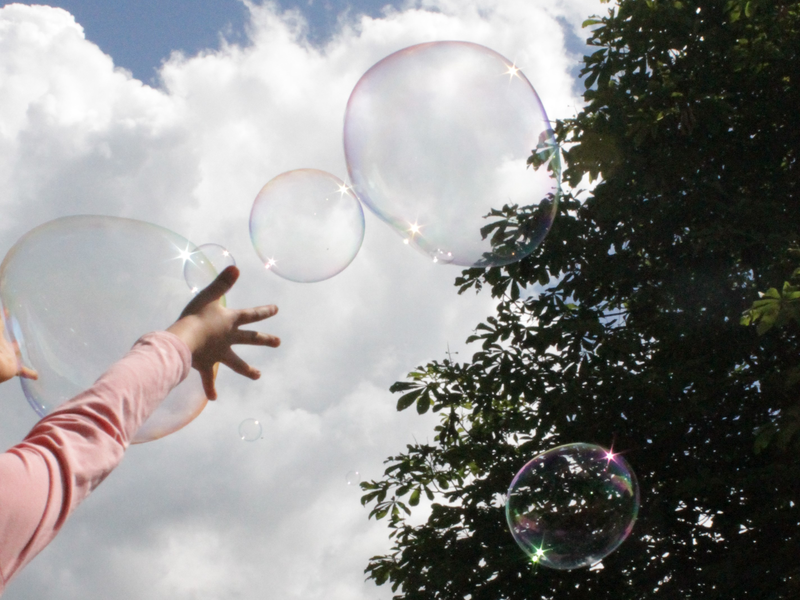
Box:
[0,310,38,384]
[167,266,280,400]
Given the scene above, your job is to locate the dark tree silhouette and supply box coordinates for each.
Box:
[362,1,800,598]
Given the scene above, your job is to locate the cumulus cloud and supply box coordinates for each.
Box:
[0,1,596,598]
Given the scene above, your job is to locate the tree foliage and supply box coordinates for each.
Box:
[363,1,800,598]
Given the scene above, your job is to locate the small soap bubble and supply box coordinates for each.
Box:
[0,216,213,443]
[344,41,560,268]
[346,470,360,486]
[432,249,455,264]
[505,443,639,570]
[250,169,365,283]
[184,243,236,292]
[239,418,262,442]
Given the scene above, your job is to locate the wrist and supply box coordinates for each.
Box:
[166,316,203,354]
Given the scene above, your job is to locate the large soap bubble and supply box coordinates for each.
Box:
[506,443,639,570]
[344,41,560,267]
[0,216,217,443]
[250,169,365,283]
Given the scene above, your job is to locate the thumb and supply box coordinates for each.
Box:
[183,266,239,315]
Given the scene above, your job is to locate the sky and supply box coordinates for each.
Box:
[0,1,600,598]
[9,0,419,84]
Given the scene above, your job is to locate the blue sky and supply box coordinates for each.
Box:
[14,0,404,82]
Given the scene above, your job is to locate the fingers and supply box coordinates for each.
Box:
[235,305,278,326]
[232,329,281,347]
[200,367,218,401]
[19,366,38,380]
[221,349,261,380]
[176,269,277,398]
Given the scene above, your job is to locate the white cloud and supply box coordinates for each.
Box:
[0,1,595,598]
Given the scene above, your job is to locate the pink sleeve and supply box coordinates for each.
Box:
[0,331,191,592]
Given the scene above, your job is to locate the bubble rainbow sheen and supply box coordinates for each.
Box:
[250,169,365,283]
[0,216,216,443]
[505,443,639,570]
[344,41,560,268]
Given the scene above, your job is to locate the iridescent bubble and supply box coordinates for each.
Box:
[184,244,236,293]
[239,418,262,441]
[344,41,560,267]
[505,443,639,570]
[0,216,216,443]
[345,470,360,486]
[250,169,365,283]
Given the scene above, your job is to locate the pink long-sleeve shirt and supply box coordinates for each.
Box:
[0,331,191,594]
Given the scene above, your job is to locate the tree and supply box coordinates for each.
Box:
[362,1,800,598]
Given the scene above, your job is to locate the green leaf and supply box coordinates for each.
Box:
[786,366,800,388]
[397,389,423,411]
[416,396,431,414]
[756,317,776,336]
[754,426,775,454]
[389,381,417,393]
[776,420,800,450]
[409,488,421,506]
[374,570,389,586]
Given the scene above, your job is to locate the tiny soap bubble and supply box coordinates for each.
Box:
[239,418,262,442]
[346,470,360,486]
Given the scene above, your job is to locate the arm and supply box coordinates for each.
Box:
[0,266,278,591]
[0,331,190,588]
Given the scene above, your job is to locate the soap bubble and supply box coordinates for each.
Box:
[239,418,262,441]
[505,443,639,570]
[0,216,215,443]
[344,41,560,267]
[345,470,360,485]
[184,244,236,293]
[250,169,365,283]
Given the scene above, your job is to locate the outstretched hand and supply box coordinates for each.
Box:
[167,266,280,400]
[0,311,38,384]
